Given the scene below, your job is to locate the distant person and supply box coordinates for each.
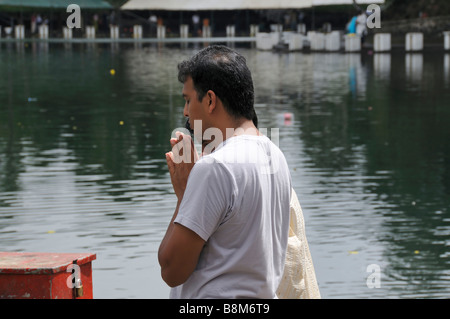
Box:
[149,14,157,36]
[192,13,200,37]
[93,14,99,32]
[284,12,291,29]
[31,14,37,34]
[298,11,305,24]
[346,15,357,34]
[109,11,116,26]
[290,11,298,31]
[356,11,368,43]
[36,14,42,28]
[202,18,210,37]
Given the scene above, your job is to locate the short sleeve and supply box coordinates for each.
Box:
[174,159,234,241]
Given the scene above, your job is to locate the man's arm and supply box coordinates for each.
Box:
[158,198,205,287]
[158,133,204,287]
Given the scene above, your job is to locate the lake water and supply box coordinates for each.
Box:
[0,41,449,299]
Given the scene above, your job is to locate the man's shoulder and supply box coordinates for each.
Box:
[190,155,230,178]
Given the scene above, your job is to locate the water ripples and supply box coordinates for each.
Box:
[1,44,449,298]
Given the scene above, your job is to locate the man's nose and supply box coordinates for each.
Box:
[183,103,189,117]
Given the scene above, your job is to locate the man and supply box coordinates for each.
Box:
[192,13,200,37]
[158,45,291,298]
[356,10,368,43]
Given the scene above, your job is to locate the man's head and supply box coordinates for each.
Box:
[178,45,258,131]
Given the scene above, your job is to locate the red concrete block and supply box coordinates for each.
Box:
[0,252,96,299]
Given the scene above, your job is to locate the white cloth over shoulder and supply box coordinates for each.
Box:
[276,188,321,299]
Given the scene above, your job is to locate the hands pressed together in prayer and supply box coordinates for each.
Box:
[165,132,199,201]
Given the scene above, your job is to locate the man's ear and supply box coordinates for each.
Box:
[206,90,217,114]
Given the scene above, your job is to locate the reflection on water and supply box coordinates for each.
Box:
[406,53,423,82]
[445,54,450,86]
[374,53,391,80]
[0,42,449,299]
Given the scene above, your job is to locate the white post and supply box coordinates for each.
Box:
[374,33,391,52]
[226,25,235,37]
[323,23,332,33]
[202,25,211,38]
[405,32,423,51]
[250,24,259,37]
[289,33,304,51]
[39,25,49,39]
[133,25,142,39]
[345,34,361,52]
[86,26,96,39]
[297,23,306,34]
[443,31,450,50]
[157,25,166,39]
[110,25,119,39]
[310,32,325,51]
[15,25,25,39]
[180,24,189,38]
[270,24,283,33]
[325,31,341,51]
[63,27,73,39]
[256,33,274,50]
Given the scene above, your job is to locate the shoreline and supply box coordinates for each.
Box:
[1,35,448,52]
[0,36,256,44]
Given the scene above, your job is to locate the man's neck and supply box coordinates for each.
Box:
[225,119,261,139]
[200,118,261,155]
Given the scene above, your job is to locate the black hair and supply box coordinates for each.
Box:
[178,45,258,128]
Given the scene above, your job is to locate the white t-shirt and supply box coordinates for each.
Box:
[170,135,291,299]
